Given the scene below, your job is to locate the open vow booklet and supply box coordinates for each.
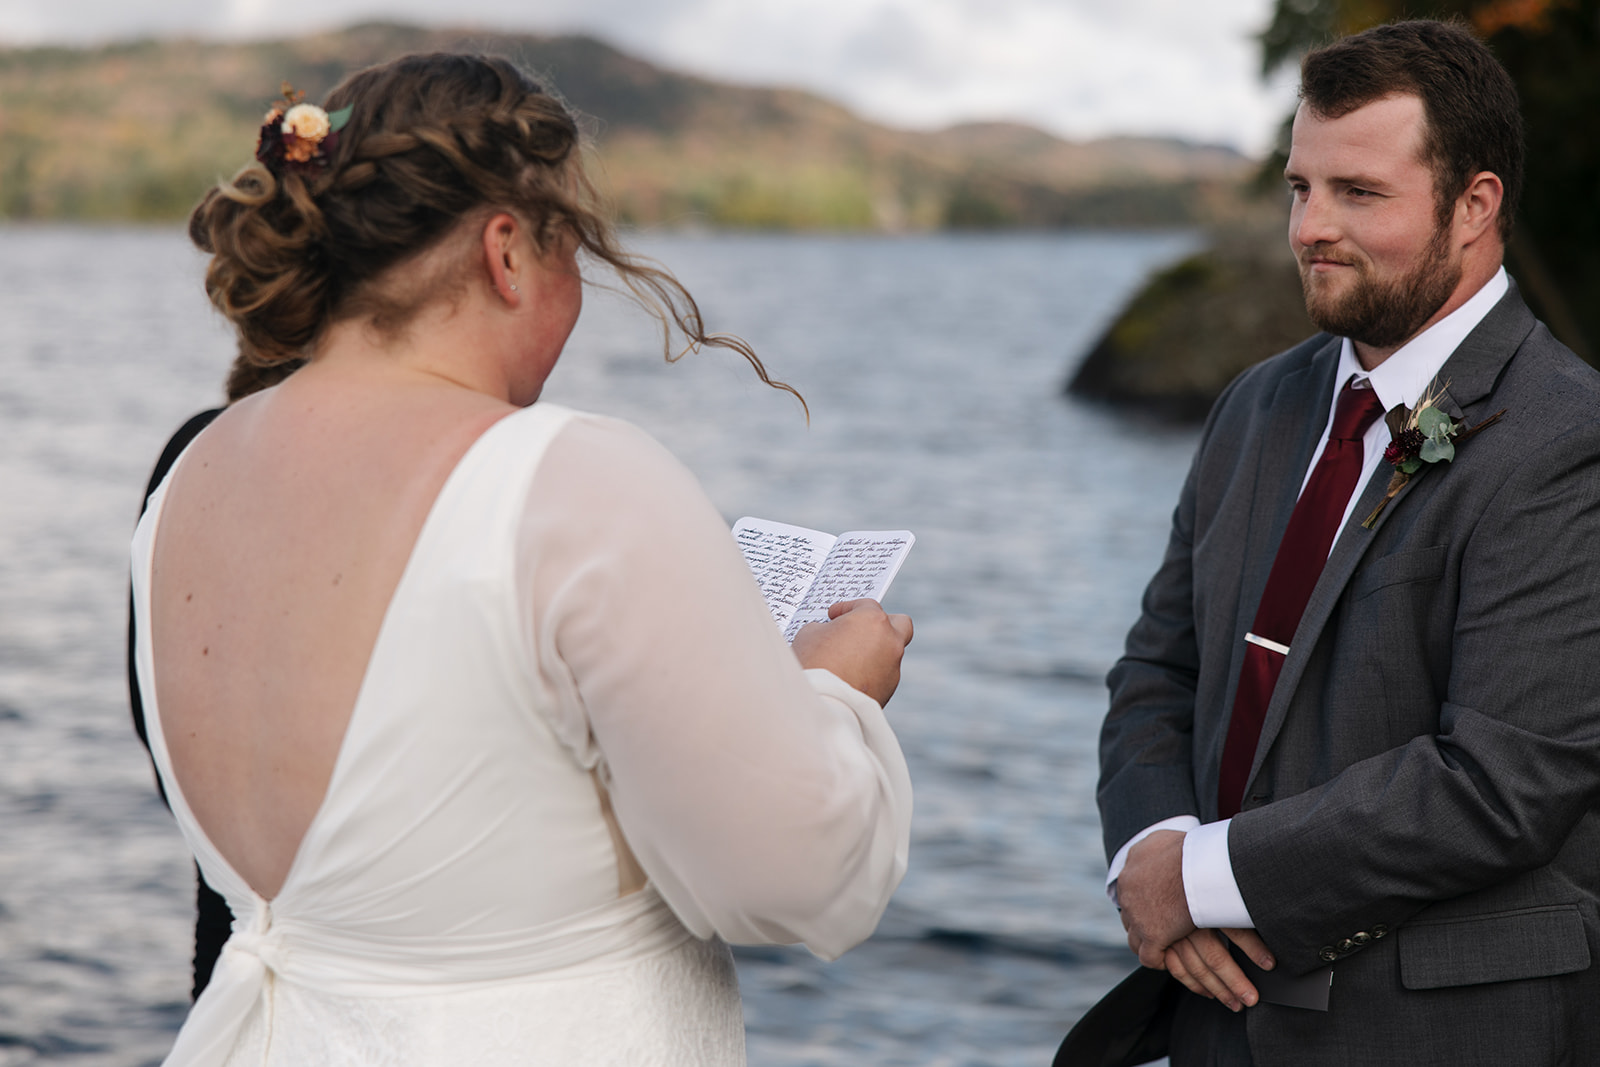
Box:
[732,517,915,643]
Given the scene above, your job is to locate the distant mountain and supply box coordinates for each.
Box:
[0,22,1261,228]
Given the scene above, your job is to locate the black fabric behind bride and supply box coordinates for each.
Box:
[128,407,230,998]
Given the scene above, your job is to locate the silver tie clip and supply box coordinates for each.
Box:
[1245,632,1290,656]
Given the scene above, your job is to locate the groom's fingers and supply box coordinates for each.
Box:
[1222,927,1276,971]
[1126,926,1170,971]
[1165,942,1231,1008]
[1132,930,1166,969]
[1166,930,1259,1011]
[1167,938,1238,1009]
[1132,927,1171,972]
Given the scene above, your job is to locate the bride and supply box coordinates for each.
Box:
[131,52,913,1065]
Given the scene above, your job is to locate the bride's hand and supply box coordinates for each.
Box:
[792,599,913,707]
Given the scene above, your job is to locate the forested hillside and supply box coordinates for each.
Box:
[0,21,1258,229]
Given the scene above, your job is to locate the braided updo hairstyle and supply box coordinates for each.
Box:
[190,53,800,408]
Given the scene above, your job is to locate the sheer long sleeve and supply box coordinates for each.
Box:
[516,411,912,961]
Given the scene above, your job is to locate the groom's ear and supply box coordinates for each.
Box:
[1454,171,1504,249]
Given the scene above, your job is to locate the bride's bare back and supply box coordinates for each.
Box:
[150,368,511,900]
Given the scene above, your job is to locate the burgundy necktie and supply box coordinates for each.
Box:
[1217,380,1387,819]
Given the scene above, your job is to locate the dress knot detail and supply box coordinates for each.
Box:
[160,903,291,1066]
[225,905,287,974]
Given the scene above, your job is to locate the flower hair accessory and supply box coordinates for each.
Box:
[1361,380,1505,528]
[255,82,353,176]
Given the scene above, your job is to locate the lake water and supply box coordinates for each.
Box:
[0,226,1202,1066]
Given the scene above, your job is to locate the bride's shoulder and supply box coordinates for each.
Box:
[529,405,689,476]
[518,406,714,528]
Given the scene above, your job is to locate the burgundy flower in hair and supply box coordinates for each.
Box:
[255,82,352,176]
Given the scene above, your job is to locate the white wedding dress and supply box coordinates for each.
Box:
[130,403,913,1066]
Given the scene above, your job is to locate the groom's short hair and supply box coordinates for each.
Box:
[1300,20,1523,241]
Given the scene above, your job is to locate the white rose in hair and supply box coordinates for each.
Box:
[282,103,331,142]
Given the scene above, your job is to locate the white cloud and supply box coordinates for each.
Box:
[609,0,1296,152]
[0,0,1299,154]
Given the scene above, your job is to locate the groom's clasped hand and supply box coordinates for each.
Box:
[1118,830,1274,1013]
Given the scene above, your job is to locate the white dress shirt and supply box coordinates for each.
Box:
[1107,267,1510,928]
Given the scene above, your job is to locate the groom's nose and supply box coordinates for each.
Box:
[1292,191,1341,249]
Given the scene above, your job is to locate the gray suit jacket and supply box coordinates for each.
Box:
[1096,284,1600,1065]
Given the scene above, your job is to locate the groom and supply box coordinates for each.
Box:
[1084,20,1600,1066]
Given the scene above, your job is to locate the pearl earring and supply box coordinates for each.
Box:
[509,284,518,291]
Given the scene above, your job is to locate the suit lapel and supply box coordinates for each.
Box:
[1433,283,1536,416]
[1202,340,1340,804]
[1245,285,1538,786]
[1238,358,1338,597]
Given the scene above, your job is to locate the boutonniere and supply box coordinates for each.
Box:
[1362,381,1506,528]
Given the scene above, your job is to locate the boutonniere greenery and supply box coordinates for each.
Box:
[1362,381,1506,528]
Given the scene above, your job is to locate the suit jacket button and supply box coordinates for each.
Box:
[1338,938,1355,952]
[1352,932,1372,945]
[1319,947,1338,962]
[1372,925,1389,939]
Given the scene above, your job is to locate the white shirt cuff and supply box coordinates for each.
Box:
[1181,819,1255,929]
[1105,815,1200,907]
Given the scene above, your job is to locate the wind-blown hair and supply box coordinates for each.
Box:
[1300,20,1523,242]
[189,52,800,408]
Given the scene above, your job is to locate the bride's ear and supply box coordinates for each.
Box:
[481,213,524,305]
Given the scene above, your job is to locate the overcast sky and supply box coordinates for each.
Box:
[0,0,1301,155]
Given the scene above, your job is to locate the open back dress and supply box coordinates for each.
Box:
[131,402,913,1066]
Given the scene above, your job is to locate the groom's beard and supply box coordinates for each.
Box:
[1298,221,1461,350]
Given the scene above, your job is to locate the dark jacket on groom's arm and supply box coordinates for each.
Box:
[1095,284,1600,1065]
[128,407,232,999]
